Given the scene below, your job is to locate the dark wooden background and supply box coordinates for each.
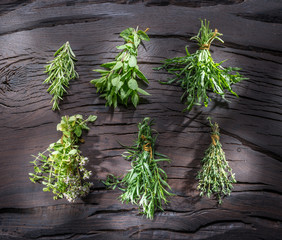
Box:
[0,0,281,239]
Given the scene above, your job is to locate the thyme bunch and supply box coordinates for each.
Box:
[197,117,236,204]
[29,114,97,202]
[91,27,150,108]
[155,19,246,111]
[104,117,173,219]
[44,41,78,111]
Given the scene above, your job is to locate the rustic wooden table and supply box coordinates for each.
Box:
[0,0,281,239]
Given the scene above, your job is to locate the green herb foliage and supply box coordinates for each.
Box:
[104,117,173,219]
[29,114,97,202]
[91,27,150,108]
[155,19,247,111]
[197,117,236,204]
[44,41,78,111]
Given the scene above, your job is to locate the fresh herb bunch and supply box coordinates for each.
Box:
[196,117,236,204]
[155,19,246,111]
[29,114,97,202]
[91,27,150,108]
[104,117,173,219]
[44,41,78,111]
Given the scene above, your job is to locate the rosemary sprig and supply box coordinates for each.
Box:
[29,114,97,202]
[91,27,150,108]
[44,41,78,111]
[196,117,236,204]
[155,19,247,111]
[104,117,174,219]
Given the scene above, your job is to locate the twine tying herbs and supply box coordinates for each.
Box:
[211,133,220,146]
[141,135,153,159]
[199,29,218,50]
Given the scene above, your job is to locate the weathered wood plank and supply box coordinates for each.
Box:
[0,0,281,239]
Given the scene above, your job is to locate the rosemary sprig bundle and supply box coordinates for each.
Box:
[197,117,236,204]
[104,117,173,219]
[155,19,246,111]
[91,27,150,108]
[44,41,78,111]
[29,114,97,202]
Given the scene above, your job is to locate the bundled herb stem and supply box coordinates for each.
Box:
[155,19,246,111]
[44,41,78,111]
[197,117,236,204]
[91,27,150,108]
[104,117,173,219]
[29,114,97,202]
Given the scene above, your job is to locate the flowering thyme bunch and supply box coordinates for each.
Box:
[91,27,150,108]
[155,19,246,111]
[104,117,173,219]
[197,117,236,204]
[44,41,78,111]
[29,114,97,202]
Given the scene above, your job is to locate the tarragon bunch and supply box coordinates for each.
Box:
[197,117,236,204]
[29,114,97,202]
[91,27,150,108]
[155,19,246,111]
[44,41,78,111]
[104,117,173,219]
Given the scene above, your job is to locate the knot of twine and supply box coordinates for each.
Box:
[199,29,218,51]
[211,134,220,146]
[141,135,153,159]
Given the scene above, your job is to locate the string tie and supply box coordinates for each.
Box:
[141,135,153,159]
[211,134,220,146]
[199,29,218,51]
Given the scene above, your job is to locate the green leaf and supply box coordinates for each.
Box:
[101,61,116,68]
[69,149,78,155]
[128,56,137,67]
[54,43,65,56]
[111,76,120,87]
[137,88,150,96]
[86,115,97,122]
[69,116,76,122]
[74,126,82,137]
[112,61,123,71]
[116,44,127,50]
[120,28,134,40]
[131,92,139,107]
[57,123,62,131]
[93,69,109,74]
[135,68,149,84]
[137,30,150,41]
[128,79,138,90]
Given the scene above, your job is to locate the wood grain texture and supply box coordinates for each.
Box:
[0,0,281,239]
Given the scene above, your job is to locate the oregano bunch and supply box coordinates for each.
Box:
[29,114,97,202]
[44,41,78,111]
[91,27,150,108]
[155,19,247,111]
[197,117,236,204]
[104,117,173,219]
